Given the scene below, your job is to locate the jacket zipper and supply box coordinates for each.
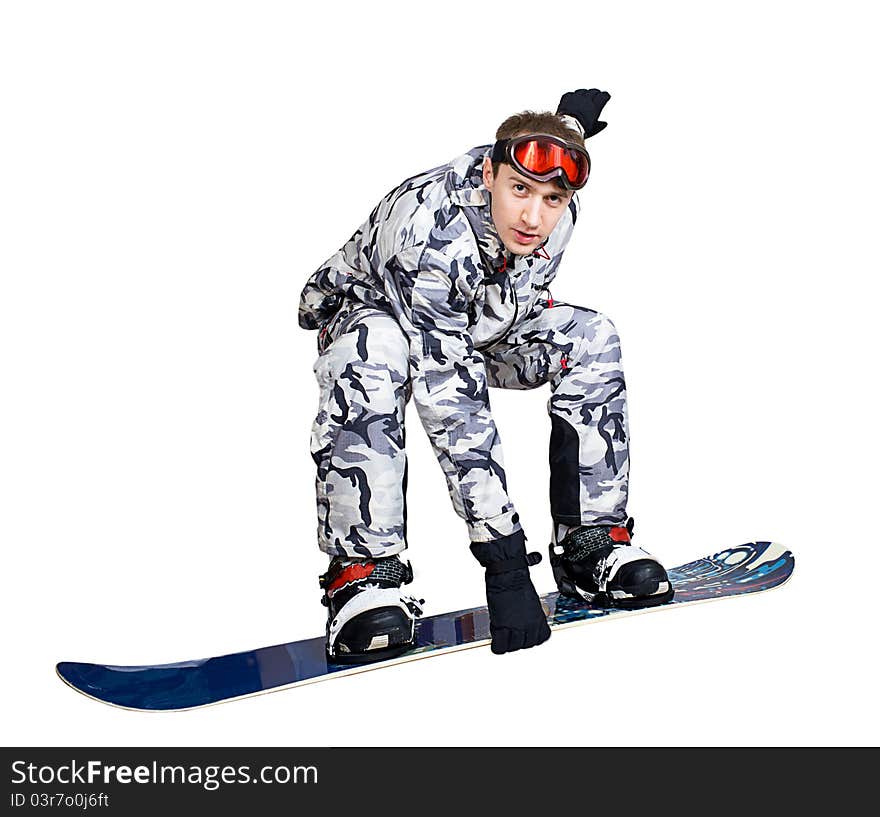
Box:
[475,254,519,350]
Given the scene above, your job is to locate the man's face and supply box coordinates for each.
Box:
[482,157,574,256]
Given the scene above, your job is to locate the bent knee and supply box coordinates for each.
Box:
[562,306,621,364]
[320,310,411,382]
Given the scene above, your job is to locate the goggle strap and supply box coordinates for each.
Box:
[490,139,509,165]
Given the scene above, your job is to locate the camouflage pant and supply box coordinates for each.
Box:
[310,299,629,558]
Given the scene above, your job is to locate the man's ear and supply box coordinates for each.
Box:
[482,157,494,190]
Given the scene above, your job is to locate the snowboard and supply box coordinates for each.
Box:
[57,540,794,711]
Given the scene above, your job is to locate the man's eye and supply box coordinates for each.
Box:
[514,184,527,193]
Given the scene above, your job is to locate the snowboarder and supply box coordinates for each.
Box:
[298,89,673,663]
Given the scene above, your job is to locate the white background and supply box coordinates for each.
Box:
[2,1,877,747]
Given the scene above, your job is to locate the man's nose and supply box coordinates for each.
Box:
[520,198,541,228]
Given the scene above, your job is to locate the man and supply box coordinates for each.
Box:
[298,89,673,663]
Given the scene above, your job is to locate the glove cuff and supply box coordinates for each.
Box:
[484,551,542,575]
[557,113,586,138]
[471,530,542,572]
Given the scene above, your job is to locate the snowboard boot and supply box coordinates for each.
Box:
[319,554,424,664]
[548,519,674,609]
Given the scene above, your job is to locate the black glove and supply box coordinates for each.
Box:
[556,88,611,138]
[470,530,551,655]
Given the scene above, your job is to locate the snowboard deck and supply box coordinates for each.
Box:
[57,540,794,711]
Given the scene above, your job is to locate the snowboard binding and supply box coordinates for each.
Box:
[549,519,674,609]
[319,555,424,664]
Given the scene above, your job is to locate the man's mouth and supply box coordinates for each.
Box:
[512,228,539,244]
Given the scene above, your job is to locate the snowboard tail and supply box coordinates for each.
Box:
[57,541,794,711]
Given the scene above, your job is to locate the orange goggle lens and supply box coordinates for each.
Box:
[510,137,590,188]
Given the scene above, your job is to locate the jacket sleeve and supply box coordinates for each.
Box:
[298,230,364,330]
[383,243,521,543]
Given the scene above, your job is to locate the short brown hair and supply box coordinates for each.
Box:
[492,110,584,178]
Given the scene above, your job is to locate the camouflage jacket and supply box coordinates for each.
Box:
[298,145,580,541]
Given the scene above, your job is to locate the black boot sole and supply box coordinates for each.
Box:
[327,641,416,665]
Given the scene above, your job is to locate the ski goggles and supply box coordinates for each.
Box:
[490,133,590,190]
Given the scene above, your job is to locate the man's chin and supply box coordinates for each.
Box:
[501,231,544,255]
[501,240,538,257]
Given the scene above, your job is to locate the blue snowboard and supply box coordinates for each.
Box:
[57,540,794,711]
